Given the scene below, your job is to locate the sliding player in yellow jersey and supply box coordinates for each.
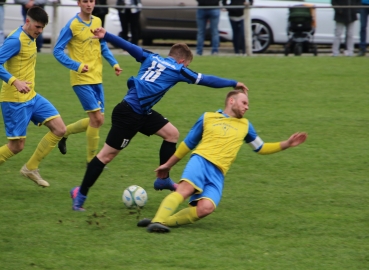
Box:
[53,0,122,164]
[137,90,307,233]
[0,7,66,187]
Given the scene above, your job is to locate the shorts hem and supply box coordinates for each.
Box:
[40,115,60,126]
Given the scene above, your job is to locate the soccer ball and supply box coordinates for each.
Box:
[122,185,148,208]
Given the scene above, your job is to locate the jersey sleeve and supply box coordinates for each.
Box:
[174,114,205,159]
[178,67,203,84]
[245,121,264,152]
[100,39,119,67]
[178,67,237,88]
[104,32,144,62]
[0,36,21,84]
[53,25,81,72]
[183,114,205,149]
[198,74,237,88]
[245,122,282,154]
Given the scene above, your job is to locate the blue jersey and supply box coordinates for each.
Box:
[103,32,238,114]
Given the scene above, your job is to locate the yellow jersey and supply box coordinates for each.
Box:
[175,110,283,175]
[0,27,37,102]
[53,14,119,86]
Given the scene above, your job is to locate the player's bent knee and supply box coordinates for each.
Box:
[166,126,180,142]
[196,200,215,218]
[96,153,115,164]
[89,111,105,127]
[171,129,180,141]
[157,123,179,142]
[8,142,24,154]
[11,147,23,154]
[55,126,67,137]
[45,117,66,137]
[96,146,120,164]
[89,118,104,128]
[96,118,104,127]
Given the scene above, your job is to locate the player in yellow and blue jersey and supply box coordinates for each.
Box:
[0,7,66,187]
[136,90,308,233]
[53,0,122,165]
[68,27,248,211]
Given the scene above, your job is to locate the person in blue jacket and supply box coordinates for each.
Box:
[69,26,248,211]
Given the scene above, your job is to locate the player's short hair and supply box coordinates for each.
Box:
[27,6,49,25]
[168,43,193,62]
[225,90,245,106]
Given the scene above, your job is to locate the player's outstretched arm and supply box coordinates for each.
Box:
[92,29,143,61]
[198,75,249,92]
[280,132,307,150]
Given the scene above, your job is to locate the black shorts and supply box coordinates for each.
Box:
[106,100,169,150]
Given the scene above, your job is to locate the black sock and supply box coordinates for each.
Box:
[79,156,106,196]
[160,140,177,178]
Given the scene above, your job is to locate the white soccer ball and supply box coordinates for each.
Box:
[122,185,148,208]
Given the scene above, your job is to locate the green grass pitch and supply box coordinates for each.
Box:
[0,53,368,269]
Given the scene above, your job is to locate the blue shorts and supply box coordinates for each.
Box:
[181,154,224,208]
[72,84,104,113]
[0,94,60,139]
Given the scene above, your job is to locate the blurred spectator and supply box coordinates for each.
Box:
[196,0,220,55]
[331,0,360,56]
[222,0,252,55]
[14,0,46,52]
[116,0,141,45]
[92,0,109,27]
[358,0,369,56]
[0,0,4,46]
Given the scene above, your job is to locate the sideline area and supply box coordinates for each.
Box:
[40,41,334,56]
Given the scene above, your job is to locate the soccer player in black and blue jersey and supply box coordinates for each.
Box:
[138,90,307,233]
[69,27,248,211]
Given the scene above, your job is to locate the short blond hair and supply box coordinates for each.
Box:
[168,43,193,62]
[225,90,245,106]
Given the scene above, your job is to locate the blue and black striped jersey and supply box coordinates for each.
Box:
[103,32,238,114]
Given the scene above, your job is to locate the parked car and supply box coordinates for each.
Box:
[219,0,368,53]
[3,0,208,45]
[106,0,216,45]
[4,0,366,53]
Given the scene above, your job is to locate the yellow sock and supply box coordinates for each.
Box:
[86,125,100,163]
[0,144,15,165]
[152,192,184,224]
[64,118,89,137]
[26,132,62,170]
[165,206,200,227]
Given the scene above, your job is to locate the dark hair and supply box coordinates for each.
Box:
[169,43,193,62]
[27,6,49,25]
